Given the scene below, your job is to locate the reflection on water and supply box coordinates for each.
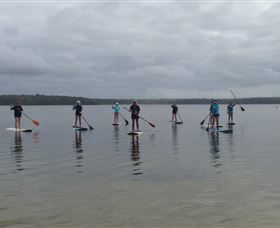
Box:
[208,132,221,168]
[74,131,83,172]
[113,126,120,152]
[130,135,142,176]
[32,131,40,143]
[11,132,24,171]
[227,129,235,160]
[172,124,179,154]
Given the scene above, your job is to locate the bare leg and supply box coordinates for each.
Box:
[132,119,135,131]
[175,113,177,122]
[228,113,230,123]
[136,119,139,131]
[211,116,215,128]
[78,116,82,127]
[18,117,21,129]
[75,115,78,126]
[216,117,219,129]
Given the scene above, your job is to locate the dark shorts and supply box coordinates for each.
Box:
[14,114,22,118]
[213,114,220,117]
[131,114,139,120]
[172,111,177,114]
[76,113,82,116]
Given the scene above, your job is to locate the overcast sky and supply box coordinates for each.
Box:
[0,1,280,98]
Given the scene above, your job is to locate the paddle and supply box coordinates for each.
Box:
[119,113,129,125]
[177,112,184,124]
[230,90,245,111]
[124,107,155,128]
[82,115,94,130]
[206,113,211,131]
[22,113,40,126]
[200,112,210,125]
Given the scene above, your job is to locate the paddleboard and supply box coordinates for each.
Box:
[201,124,223,129]
[72,126,88,131]
[227,122,236,125]
[128,131,143,135]
[206,128,233,133]
[6,128,32,132]
[112,123,121,126]
[174,121,183,125]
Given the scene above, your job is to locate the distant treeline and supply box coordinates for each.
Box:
[1,94,280,105]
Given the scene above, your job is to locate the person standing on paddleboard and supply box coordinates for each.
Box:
[73,100,82,127]
[130,100,140,131]
[211,99,220,129]
[10,100,23,129]
[112,102,121,123]
[227,101,236,123]
[171,104,178,122]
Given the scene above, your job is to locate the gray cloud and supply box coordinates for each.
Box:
[0,2,279,98]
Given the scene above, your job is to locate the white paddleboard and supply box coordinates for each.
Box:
[128,131,143,135]
[227,122,236,125]
[206,127,233,133]
[201,124,223,129]
[72,126,88,131]
[112,123,121,126]
[6,128,32,132]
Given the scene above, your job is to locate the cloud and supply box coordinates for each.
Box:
[0,2,279,98]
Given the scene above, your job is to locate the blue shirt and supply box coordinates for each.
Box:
[212,103,219,115]
[112,104,120,113]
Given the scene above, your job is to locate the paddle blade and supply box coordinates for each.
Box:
[200,119,205,125]
[148,122,156,128]
[32,120,40,126]
[89,125,94,130]
[125,120,129,125]
[241,107,245,111]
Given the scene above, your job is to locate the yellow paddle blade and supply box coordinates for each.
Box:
[32,120,40,126]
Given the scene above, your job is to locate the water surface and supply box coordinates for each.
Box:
[1,105,280,227]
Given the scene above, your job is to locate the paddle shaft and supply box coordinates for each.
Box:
[21,112,40,126]
[119,113,129,125]
[200,112,210,125]
[124,107,155,128]
[230,90,245,111]
[22,112,32,120]
[177,112,183,122]
[82,115,94,130]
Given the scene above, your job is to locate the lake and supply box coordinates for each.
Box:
[1,105,280,227]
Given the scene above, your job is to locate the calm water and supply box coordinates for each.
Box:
[1,105,280,227]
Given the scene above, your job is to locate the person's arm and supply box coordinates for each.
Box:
[10,105,15,110]
[73,105,76,110]
[20,106,23,112]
